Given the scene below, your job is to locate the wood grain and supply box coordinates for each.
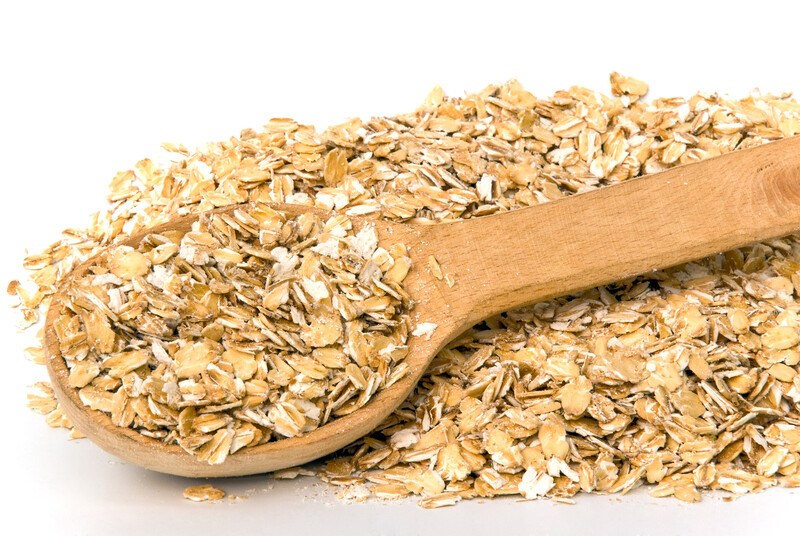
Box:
[44,136,800,477]
[421,135,800,332]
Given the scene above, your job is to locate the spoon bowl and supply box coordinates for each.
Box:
[45,205,453,477]
[45,136,800,477]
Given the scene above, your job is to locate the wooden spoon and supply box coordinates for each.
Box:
[45,136,800,477]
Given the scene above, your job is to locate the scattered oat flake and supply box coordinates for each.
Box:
[428,256,443,280]
[273,467,316,479]
[183,484,226,502]
[411,322,438,341]
[336,484,372,503]
[418,492,462,509]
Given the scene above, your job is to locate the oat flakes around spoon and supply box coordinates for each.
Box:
[45,136,800,477]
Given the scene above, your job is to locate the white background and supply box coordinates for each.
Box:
[2,1,799,534]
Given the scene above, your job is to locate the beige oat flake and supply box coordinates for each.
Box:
[183,484,226,502]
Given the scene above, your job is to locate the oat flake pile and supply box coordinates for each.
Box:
[13,73,800,508]
[53,206,413,463]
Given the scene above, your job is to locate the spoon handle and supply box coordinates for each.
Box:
[424,135,800,329]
